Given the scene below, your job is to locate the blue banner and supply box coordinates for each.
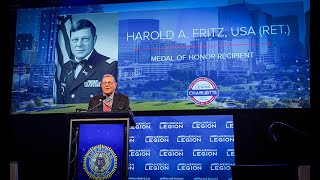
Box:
[128,115,234,180]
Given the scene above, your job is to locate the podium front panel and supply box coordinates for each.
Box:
[68,117,130,180]
[77,123,125,180]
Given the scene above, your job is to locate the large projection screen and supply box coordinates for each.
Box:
[11,0,310,114]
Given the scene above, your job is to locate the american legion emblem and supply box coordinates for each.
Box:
[83,144,117,180]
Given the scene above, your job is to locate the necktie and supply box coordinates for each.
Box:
[70,60,86,79]
[103,101,111,112]
[70,59,86,67]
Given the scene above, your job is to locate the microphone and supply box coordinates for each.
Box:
[88,96,106,112]
[100,95,107,100]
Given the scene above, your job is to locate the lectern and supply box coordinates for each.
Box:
[67,112,135,180]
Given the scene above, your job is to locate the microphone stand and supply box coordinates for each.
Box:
[88,101,103,112]
[88,96,106,112]
[269,121,306,142]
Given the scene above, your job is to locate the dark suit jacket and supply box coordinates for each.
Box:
[56,49,118,104]
[88,92,132,113]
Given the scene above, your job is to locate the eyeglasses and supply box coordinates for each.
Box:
[101,82,114,85]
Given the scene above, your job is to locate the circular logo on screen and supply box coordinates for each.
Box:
[83,144,117,180]
[187,77,219,106]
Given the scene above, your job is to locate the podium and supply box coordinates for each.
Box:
[67,112,135,180]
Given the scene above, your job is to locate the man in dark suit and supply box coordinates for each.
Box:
[57,19,117,104]
[88,74,132,113]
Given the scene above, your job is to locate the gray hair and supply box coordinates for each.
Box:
[102,74,116,82]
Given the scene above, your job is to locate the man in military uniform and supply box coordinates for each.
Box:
[57,18,117,104]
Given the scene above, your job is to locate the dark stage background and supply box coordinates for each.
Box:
[8,109,311,179]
